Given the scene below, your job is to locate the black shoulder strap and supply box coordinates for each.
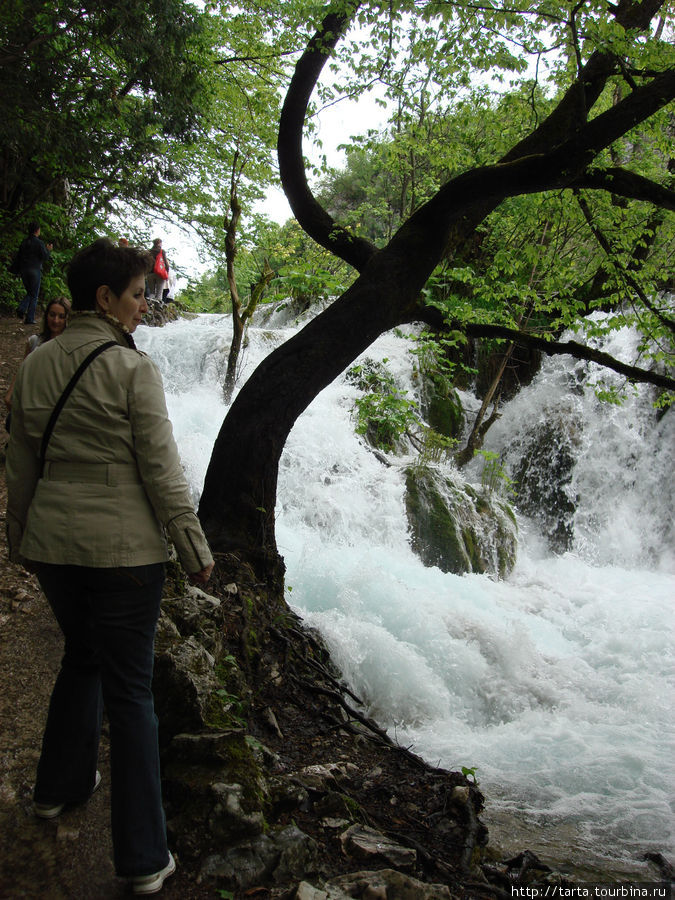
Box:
[39,341,117,477]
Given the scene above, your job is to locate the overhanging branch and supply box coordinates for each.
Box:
[407,66,675,249]
[277,1,377,272]
[571,167,675,210]
[414,309,674,390]
[465,324,673,390]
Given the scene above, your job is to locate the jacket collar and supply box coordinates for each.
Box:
[56,311,137,353]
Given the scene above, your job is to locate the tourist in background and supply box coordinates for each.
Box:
[162,269,177,303]
[146,238,169,302]
[16,222,53,325]
[5,296,71,426]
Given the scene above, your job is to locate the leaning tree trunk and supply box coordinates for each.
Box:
[198,235,443,569]
[223,155,243,403]
[198,0,674,579]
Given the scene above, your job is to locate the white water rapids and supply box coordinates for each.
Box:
[136,310,674,879]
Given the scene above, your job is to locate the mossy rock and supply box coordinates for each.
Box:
[511,414,581,553]
[404,466,517,577]
[420,378,465,440]
[163,731,269,856]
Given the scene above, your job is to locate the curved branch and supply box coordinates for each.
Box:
[502,0,667,163]
[277,1,377,272]
[575,190,675,335]
[566,66,675,159]
[571,167,675,210]
[414,308,675,390]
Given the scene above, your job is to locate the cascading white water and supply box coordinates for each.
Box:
[136,311,674,879]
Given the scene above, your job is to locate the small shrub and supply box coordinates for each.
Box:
[348,360,418,451]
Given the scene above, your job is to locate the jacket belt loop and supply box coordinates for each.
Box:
[106,464,117,487]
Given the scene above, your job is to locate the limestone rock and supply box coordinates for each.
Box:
[405,466,517,577]
[267,775,310,814]
[161,587,224,658]
[291,761,359,792]
[152,634,219,739]
[210,782,265,839]
[163,730,268,858]
[200,824,318,890]
[324,868,456,899]
[340,825,416,869]
[167,730,246,766]
[295,883,329,900]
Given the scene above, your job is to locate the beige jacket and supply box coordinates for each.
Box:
[6,313,213,573]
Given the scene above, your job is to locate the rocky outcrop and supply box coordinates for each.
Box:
[143,298,182,327]
[151,564,488,897]
[510,409,582,553]
[404,465,517,577]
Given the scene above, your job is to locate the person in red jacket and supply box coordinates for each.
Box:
[146,238,169,301]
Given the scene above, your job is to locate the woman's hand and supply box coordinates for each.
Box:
[188,562,214,586]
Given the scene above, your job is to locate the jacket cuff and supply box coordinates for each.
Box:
[166,512,214,574]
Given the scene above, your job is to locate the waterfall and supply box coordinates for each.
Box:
[136,312,674,878]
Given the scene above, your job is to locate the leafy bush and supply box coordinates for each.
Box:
[348,359,418,451]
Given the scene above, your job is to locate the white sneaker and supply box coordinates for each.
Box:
[34,799,65,819]
[34,770,102,819]
[130,852,176,895]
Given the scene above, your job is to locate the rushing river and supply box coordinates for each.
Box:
[136,310,674,880]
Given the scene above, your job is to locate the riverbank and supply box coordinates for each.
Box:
[1,313,670,898]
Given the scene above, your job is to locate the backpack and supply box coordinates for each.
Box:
[153,251,168,280]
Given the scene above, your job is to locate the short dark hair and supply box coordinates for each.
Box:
[67,238,152,311]
[28,222,39,235]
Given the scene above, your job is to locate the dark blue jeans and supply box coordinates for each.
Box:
[18,267,41,322]
[34,563,169,878]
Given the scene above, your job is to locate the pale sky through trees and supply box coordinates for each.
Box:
[258,84,390,224]
[161,87,390,282]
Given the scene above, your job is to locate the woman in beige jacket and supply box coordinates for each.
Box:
[5,238,213,895]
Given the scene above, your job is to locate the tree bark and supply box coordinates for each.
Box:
[199,247,427,558]
[223,154,243,403]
